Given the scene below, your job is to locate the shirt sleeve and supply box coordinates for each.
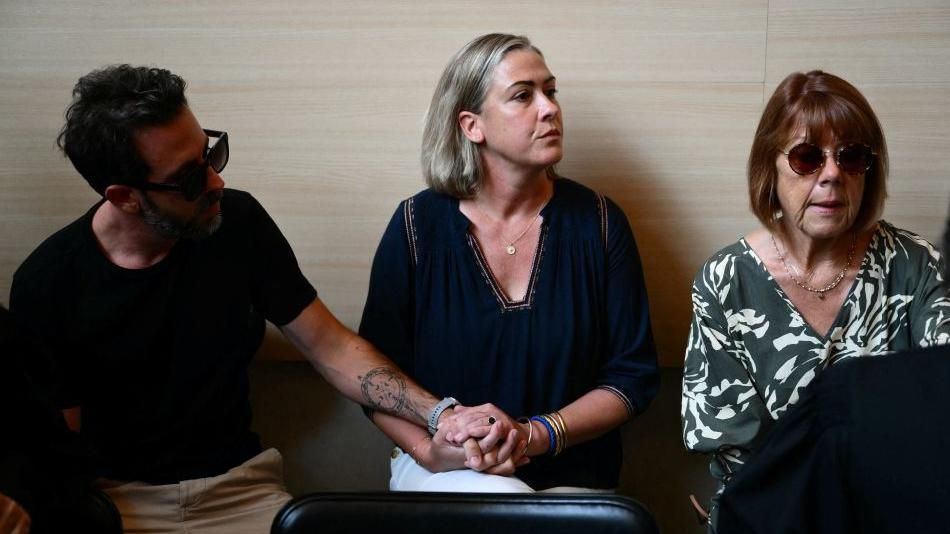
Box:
[8,272,75,408]
[244,193,317,326]
[681,252,770,483]
[901,231,950,347]
[358,199,415,373]
[595,197,659,416]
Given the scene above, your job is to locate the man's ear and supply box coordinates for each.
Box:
[458,111,484,144]
[103,184,142,214]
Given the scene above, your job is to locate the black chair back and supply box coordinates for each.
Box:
[272,492,659,534]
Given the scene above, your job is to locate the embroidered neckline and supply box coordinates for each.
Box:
[467,225,547,312]
[739,228,876,342]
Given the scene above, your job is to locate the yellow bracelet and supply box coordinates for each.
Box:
[540,412,567,456]
[551,411,568,454]
[539,413,563,457]
[517,417,533,457]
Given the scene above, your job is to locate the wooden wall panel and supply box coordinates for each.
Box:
[766,0,950,84]
[766,0,950,246]
[2,0,947,369]
[558,81,763,367]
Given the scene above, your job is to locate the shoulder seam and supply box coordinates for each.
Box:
[596,192,608,251]
[403,197,418,267]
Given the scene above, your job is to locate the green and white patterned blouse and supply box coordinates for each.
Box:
[682,221,949,499]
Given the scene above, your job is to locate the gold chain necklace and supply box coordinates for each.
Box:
[770,232,856,300]
[474,200,546,256]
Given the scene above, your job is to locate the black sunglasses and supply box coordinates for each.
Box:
[781,142,874,176]
[138,129,229,201]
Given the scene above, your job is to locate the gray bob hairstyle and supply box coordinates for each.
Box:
[421,33,548,199]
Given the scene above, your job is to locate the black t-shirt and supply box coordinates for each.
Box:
[0,305,103,532]
[9,189,316,484]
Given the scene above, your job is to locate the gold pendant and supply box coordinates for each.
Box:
[506,244,516,255]
[817,292,826,300]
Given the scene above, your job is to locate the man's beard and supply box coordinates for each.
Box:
[140,190,223,240]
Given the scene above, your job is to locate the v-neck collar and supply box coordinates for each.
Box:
[466,226,547,311]
[739,229,877,342]
[453,179,560,312]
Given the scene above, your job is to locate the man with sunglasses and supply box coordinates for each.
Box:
[7,65,495,533]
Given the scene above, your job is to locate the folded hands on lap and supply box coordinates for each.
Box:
[434,403,531,475]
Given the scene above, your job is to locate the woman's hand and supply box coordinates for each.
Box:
[424,408,530,473]
[415,429,474,473]
[445,404,530,466]
[466,425,530,474]
[418,429,530,475]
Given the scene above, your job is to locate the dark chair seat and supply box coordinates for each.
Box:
[272,492,658,534]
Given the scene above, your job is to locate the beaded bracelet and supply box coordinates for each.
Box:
[530,415,556,455]
[530,412,569,456]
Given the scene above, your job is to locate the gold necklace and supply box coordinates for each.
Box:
[474,201,546,255]
[770,232,856,300]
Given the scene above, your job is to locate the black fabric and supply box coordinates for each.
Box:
[9,189,316,484]
[272,492,659,534]
[0,305,120,533]
[717,345,950,534]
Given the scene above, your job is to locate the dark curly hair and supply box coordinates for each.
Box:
[57,64,188,195]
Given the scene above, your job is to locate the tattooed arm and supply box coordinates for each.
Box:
[280,298,439,427]
[282,299,495,467]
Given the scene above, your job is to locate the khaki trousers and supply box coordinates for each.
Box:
[99,448,291,534]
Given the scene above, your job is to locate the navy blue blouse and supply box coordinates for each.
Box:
[359,177,658,489]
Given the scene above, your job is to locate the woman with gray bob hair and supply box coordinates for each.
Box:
[361,33,658,492]
[422,34,555,198]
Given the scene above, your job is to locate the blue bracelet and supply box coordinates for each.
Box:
[530,415,555,455]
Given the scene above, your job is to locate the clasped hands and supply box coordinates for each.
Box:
[428,404,530,475]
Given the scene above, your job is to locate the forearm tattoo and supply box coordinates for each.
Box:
[359,367,425,423]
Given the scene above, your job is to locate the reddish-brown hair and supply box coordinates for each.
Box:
[748,71,888,231]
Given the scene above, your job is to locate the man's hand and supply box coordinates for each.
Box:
[0,493,30,534]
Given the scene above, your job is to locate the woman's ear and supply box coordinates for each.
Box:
[458,111,484,144]
[103,184,143,214]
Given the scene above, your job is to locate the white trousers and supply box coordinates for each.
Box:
[389,447,612,493]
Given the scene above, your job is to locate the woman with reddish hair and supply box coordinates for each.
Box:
[681,70,950,530]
